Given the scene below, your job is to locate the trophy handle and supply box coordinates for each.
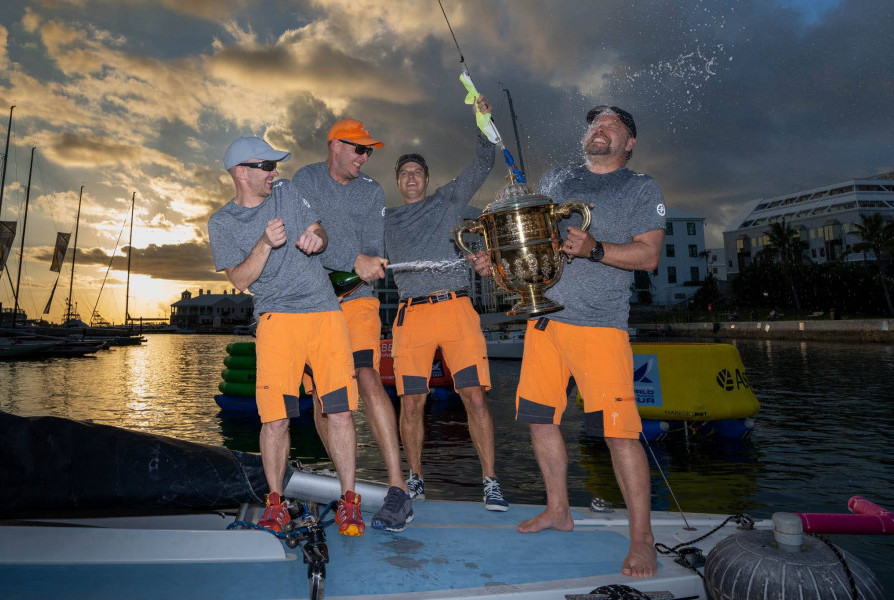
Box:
[453,219,484,255]
[554,201,594,263]
[554,201,593,231]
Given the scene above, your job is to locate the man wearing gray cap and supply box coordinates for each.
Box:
[208,136,365,537]
[475,106,664,577]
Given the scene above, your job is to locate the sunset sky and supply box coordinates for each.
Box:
[0,0,890,324]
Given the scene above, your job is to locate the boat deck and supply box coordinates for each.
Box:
[0,500,751,599]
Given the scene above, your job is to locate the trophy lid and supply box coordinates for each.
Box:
[481,182,555,215]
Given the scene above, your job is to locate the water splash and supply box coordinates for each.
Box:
[604,4,733,132]
[387,259,465,273]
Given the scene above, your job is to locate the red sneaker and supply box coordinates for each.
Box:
[257,491,291,533]
[336,490,365,537]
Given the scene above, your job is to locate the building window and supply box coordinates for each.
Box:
[667,266,677,284]
[666,222,674,235]
[688,245,698,257]
[666,244,675,258]
[690,266,700,282]
[687,222,696,235]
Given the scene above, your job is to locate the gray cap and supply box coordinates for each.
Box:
[223,137,291,170]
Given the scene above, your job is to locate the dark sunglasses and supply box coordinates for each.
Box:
[237,160,278,172]
[339,139,374,157]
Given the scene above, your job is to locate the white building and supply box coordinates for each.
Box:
[170,288,253,331]
[648,208,708,305]
[705,247,728,281]
[722,173,894,277]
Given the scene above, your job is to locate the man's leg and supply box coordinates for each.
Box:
[456,386,496,478]
[311,390,330,452]
[517,422,574,533]
[260,418,291,494]
[398,392,428,478]
[325,410,357,495]
[356,366,406,490]
[605,436,657,577]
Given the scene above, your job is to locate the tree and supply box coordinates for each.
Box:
[849,212,894,316]
[759,219,808,311]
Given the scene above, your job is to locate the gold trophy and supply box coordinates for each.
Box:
[454,182,592,317]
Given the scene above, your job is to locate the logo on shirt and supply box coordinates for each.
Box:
[302,198,311,208]
[656,203,666,216]
[381,207,386,217]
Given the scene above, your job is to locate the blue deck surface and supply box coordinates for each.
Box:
[0,501,635,600]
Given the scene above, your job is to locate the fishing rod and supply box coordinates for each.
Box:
[436,0,526,184]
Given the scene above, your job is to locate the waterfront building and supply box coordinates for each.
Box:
[705,247,728,281]
[648,209,708,305]
[722,172,894,277]
[169,288,252,331]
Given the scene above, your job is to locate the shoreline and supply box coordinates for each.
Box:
[635,318,893,343]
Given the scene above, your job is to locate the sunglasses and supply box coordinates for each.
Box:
[237,160,278,172]
[339,139,374,157]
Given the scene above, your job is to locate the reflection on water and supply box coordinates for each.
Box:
[1,334,891,590]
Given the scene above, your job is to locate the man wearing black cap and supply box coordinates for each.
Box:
[384,95,509,513]
[478,106,665,577]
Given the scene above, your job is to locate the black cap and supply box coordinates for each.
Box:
[586,106,637,138]
[395,153,429,176]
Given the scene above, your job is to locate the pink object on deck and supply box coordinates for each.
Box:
[796,496,894,535]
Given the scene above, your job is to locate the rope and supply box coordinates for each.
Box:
[807,532,858,600]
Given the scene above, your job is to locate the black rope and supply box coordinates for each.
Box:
[655,513,752,556]
[807,532,858,600]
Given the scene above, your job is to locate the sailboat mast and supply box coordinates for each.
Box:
[502,88,526,182]
[11,147,35,328]
[66,185,84,323]
[124,191,135,328]
[0,105,14,218]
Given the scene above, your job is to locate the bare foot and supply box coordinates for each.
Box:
[621,539,657,577]
[517,508,574,533]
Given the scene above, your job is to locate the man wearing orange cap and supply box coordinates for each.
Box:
[292,120,414,533]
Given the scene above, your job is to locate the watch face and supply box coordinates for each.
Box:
[589,243,604,262]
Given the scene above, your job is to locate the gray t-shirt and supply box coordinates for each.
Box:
[536,165,666,329]
[291,162,385,302]
[385,133,495,299]
[207,178,340,317]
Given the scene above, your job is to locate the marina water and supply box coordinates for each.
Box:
[2,334,892,592]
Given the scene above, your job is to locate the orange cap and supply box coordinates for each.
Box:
[327,119,384,148]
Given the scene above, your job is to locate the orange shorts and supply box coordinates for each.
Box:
[302,297,382,394]
[515,319,641,438]
[255,311,358,422]
[341,297,383,370]
[392,294,490,395]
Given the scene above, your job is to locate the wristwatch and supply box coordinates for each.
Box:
[588,240,605,263]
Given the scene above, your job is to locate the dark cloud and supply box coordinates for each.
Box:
[32,241,226,282]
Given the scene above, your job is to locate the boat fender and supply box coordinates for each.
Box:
[704,511,883,600]
[282,466,389,512]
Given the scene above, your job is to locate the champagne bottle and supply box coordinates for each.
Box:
[328,270,363,298]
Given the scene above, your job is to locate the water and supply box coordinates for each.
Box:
[387,259,465,273]
[1,335,892,591]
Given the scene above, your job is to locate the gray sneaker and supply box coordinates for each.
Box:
[406,472,425,501]
[371,486,414,532]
